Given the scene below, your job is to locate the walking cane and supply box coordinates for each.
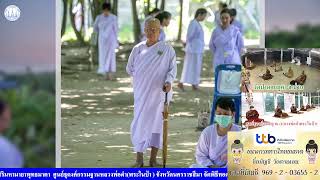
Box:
[162,92,169,168]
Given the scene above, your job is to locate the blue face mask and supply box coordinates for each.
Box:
[215,115,233,128]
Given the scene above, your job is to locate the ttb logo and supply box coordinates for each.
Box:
[256,134,276,144]
[4,5,21,22]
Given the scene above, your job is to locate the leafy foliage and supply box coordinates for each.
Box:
[245,29,260,39]
[266,24,320,48]
[0,73,55,167]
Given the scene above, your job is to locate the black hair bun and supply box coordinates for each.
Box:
[234,139,240,144]
[309,140,315,144]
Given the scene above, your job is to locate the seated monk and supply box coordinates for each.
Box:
[245,106,264,123]
[300,105,307,111]
[245,57,255,70]
[283,67,293,78]
[261,68,273,80]
[274,63,283,72]
[311,104,316,108]
[290,104,299,113]
[270,60,276,68]
[274,105,289,118]
[290,71,307,85]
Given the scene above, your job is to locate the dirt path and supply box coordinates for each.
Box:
[61,44,215,167]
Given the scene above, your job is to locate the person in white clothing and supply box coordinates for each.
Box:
[192,97,240,168]
[126,18,177,167]
[93,3,119,80]
[230,8,244,34]
[155,11,172,41]
[214,2,228,27]
[140,8,161,41]
[178,8,207,91]
[209,9,244,70]
[0,99,24,168]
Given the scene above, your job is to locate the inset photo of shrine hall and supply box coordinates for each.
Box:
[241,48,320,92]
[241,92,320,131]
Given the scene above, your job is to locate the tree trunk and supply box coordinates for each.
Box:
[131,0,141,43]
[147,0,150,14]
[80,0,84,34]
[88,0,105,65]
[88,0,94,19]
[160,0,165,10]
[90,0,102,21]
[177,0,183,41]
[61,0,68,37]
[112,0,118,15]
[69,0,85,44]
[155,0,159,8]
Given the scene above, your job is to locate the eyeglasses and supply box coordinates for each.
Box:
[145,28,160,33]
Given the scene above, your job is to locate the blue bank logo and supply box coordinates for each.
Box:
[256,134,276,144]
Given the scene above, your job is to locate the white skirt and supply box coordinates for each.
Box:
[180,53,203,85]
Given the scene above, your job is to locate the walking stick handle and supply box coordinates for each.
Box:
[165,92,168,104]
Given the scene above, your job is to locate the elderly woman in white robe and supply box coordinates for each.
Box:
[190,97,240,168]
[209,9,244,70]
[93,3,119,80]
[178,8,207,91]
[126,18,177,167]
[0,100,23,167]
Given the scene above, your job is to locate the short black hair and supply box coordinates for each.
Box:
[229,8,237,17]
[220,8,231,16]
[149,8,161,15]
[155,11,171,24]
[215,97,235,112]
[102,3,111,11]
[0,99,8,116]
[219,2,228,9]
[194,8,207,19]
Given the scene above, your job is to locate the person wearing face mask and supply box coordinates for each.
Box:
[193,97,241,168]
[209,8,244,70]
[0,99,24,167]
